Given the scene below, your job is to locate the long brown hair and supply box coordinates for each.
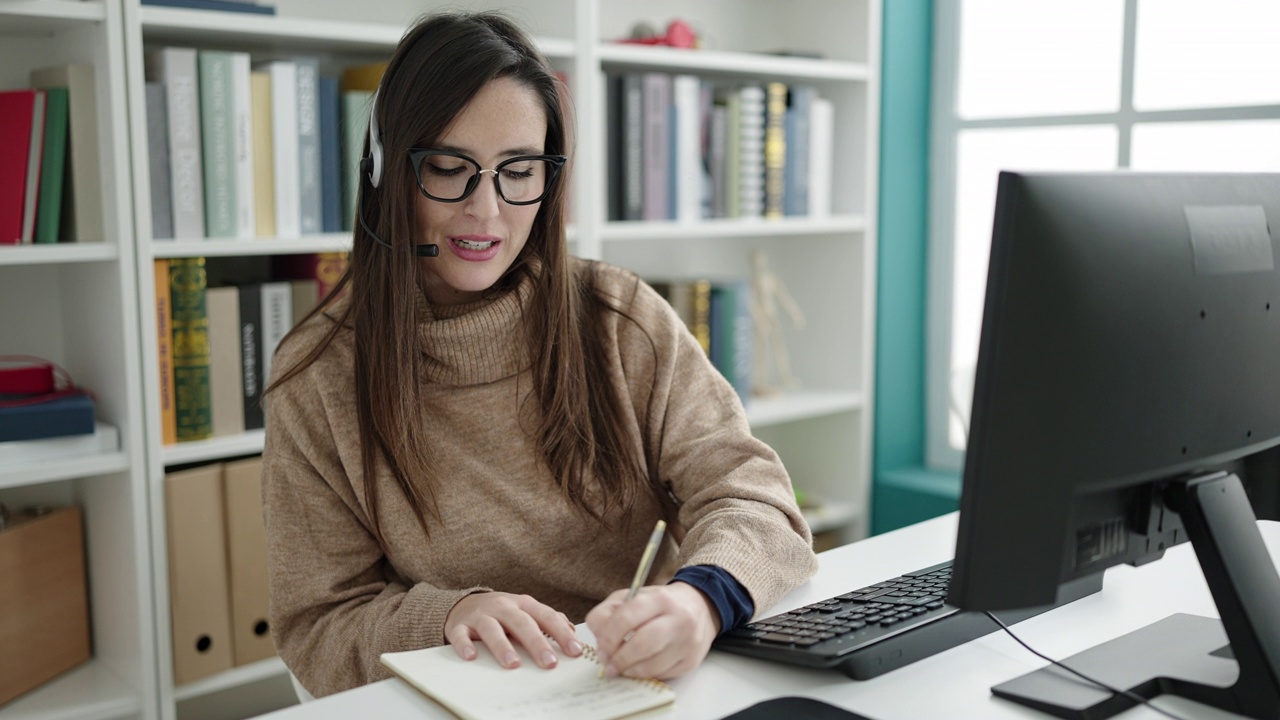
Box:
[268,11,647,541]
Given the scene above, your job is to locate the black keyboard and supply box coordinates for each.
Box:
[713,560,1102,679]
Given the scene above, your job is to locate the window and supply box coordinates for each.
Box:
[928,0,1280,469]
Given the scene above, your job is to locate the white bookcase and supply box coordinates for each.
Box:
[124,0,879,718]
[0,3,155,720]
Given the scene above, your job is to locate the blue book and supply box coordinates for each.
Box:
[140,0,276,14]
[0,392,95,443]
[294,58,322,235]
[318,76,341,233]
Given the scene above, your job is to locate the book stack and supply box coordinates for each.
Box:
[165,456,275,684]
[650,277,753,406]
[155,252,347,444]
[145,48,383,240]
[606,72,835,222]
[0,64,103,245]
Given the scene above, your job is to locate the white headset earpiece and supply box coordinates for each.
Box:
[367,89,384,188]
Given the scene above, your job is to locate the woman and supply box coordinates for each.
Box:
[262,10,817,698]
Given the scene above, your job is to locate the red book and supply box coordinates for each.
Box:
[0,90,41,245]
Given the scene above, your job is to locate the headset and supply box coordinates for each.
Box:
[358,89,440,258]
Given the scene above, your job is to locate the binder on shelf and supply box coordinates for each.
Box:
[223,456,276,665]
[165,463,235,685]
[0,506,91,706]
[0,89,41,245]
[31,63,103,243]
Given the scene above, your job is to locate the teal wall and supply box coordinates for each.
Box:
[872,0,961,534]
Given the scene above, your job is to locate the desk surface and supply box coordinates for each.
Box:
[259,513,1278,720]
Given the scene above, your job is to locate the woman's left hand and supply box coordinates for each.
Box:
[585,581,720,680]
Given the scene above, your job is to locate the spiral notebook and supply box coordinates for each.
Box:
[380,641,674,720]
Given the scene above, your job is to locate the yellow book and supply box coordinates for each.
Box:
[340,61,387,92]
[380,641,674,720]
[250,71,275,238]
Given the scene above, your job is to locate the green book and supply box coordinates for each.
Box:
[170,257,213,441]
[34,87,68,243]
[199,50,237,238]
[340,90,372,232]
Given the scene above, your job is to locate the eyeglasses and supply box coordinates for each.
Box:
[407,149,567,205]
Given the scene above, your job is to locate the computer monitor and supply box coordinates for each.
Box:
[947,171,1280,719]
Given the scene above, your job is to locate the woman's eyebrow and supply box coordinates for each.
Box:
[436,144,545,158]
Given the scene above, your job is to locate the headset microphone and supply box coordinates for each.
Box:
[358,89,440,258]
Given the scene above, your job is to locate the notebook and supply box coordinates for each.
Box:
[380,641,675,720]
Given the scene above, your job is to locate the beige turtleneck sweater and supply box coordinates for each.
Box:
[262,258,817,697]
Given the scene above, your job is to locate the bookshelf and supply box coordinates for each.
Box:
[0,3,155,720]
[119,0,880,718]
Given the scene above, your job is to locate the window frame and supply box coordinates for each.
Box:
[926,0,1280,471]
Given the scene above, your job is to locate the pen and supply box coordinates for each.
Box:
[601,518,666,677]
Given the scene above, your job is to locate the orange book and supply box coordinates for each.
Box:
[339,62,387,92]
[154,259,177,445]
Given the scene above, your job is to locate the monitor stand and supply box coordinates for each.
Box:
[991,472,1280,720]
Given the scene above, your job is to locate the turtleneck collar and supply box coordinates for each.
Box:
[412,269,536,386]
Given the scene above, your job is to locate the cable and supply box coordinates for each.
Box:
[983,611,1190,720]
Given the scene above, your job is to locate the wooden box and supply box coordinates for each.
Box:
[0,506,91,706]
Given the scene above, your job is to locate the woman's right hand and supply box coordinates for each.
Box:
[444,592,584,669]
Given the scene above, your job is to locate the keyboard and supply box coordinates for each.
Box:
[713,560,1102,679]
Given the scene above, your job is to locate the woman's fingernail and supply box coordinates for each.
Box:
[604,663,619,678]
[462,647,477,660]
[503,652,520,667]
[566,639,583,655]
[541,651,558,667]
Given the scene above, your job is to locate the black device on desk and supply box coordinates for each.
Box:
[717,172,1280,720]
[947,171,1280,719]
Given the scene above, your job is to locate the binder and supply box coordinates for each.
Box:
[222,456,276,665]
[0,506,90,705]
[165,463,234,684]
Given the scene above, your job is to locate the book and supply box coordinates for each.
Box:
[641,73,670,222]
[19,90,47,245]
[140,0,276,13]
[672,74,702,223]
[34,87,68,244]
[0,90,40,245]
[737,85,766,219]
[237,283,264,430]
[155,259,178,445]
[260,281,292,387]
[170,257,213,441]
[250,71,276,237]
[808,96,834,217]
[380,641,674,720]
[272,251,348,299]
[199,50,237,238]
[31,63,103,243]
[620,73,644,221]
[261,60,299,239]
[710,278,753,405]
[783,85,814,217]
[148,48,205,240]
[230,52,255,239]
[145,82,174,239]
[0,391,95,443]
[0,421,118,465]
[295,58,322,236]
[206,285,245,436]
[340,90,373,232]
[763,81,788,219]
[318,76,342,233]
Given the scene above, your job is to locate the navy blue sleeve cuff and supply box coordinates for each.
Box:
[670,565,756,636]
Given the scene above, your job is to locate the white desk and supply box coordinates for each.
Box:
[258,513,1279,720]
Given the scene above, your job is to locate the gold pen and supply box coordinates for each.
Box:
[600,518,667,677]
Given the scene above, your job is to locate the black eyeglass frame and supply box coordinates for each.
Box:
[406,148,568,206]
